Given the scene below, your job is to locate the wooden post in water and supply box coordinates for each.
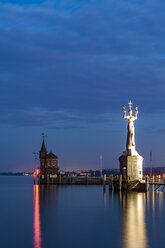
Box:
[59,174,62,185]
[118,175,122,191]
[38,174,40,185]
[153,175,154,192]
[109,174,113,190]
[111,175,114,191]
[103,174,106,191]
[109,175,111,190]
[145,176,149,192]
[47,174,49,185]
[86,175,88,185]
[158,175,161,192]
[33,173,36,185]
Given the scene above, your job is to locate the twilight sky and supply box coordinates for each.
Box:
[1,0,165,171]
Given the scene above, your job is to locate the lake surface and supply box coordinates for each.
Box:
[0,176,164,248]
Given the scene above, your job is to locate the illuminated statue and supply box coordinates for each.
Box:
[122,101,138,151]
[119,101,143,181]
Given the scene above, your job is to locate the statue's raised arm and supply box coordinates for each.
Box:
[122,106,127,119]
[134,106,138,119]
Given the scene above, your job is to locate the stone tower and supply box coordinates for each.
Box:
[39,137,59,178]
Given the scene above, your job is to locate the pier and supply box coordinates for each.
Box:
[38,175,108,185]
[34,174,165,193]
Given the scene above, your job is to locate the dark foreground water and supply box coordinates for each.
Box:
[0,176,164,248]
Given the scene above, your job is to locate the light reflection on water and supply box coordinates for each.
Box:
[33,185,42,248]
[32,184,165,248]
[120,193,148,248]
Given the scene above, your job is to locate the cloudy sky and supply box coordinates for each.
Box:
[0,0,165,171]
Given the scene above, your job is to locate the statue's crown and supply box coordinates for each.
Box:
[122,101,138,118]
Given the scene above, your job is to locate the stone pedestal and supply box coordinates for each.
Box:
[119,149,143,181]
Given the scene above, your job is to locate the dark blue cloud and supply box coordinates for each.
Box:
[0,107,114,128]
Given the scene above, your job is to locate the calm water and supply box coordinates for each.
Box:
[0,176,164,248]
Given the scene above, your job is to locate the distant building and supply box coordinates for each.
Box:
[39,138,59,178]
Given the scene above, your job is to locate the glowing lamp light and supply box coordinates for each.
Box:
[36,169,40,176]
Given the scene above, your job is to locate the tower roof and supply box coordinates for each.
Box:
[46,152,58,159]
[40,139,47,153]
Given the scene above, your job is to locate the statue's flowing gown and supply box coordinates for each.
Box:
[126,119,135,148]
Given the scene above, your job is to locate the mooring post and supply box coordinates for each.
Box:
[111,175,114,191]
[33,173,36,185]
[158,175,161,192]
[59,174,62,185]
[86,175,88,185]
[38,174,40,185]
[118,174,122,191]
[109,175,111,190]
[101,174,103,185]
[47,174,49,185]
[109,174,113,190]
[145,176,149,192]
[153,175,154,192]
[103,174,106,191]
